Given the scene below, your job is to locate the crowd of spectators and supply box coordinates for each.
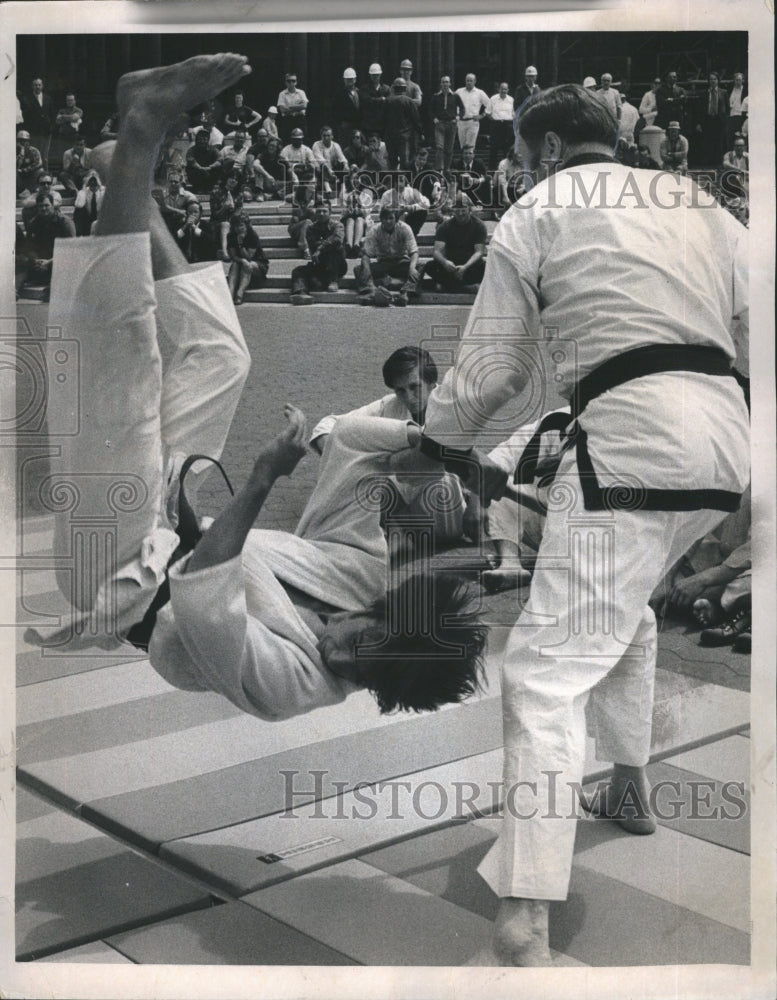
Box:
[15,60,751,301]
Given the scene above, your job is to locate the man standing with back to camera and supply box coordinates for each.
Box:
[421,83,749,966]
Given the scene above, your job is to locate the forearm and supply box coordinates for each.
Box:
[185,465,278,573]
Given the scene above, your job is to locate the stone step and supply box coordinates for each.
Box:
[241,288,476,306]
[17,283,476,307]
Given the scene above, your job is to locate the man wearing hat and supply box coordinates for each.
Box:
[399,59,422,107]
[360,63,391,137]
[513,65,540,117]
[277,72,309,143]
[262,106,279,139]
[16,130,44,196]
[280,127,317,196]
[659,120,689,174]
[582,76,597,90]
[385,77,422,171]
[333,67,362,145]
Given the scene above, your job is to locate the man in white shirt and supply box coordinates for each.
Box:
[311,125,349,198]
[486,82,515,170]
[595,72,622,123]
[638,76,661,126]
[618,90,640,144]
[421,83,749,966]
[455,73,490,153]
[727,72,747,148]
[277,72,309,143]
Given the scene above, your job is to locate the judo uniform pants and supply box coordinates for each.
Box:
[41,233,250,647]
[476,445,740,900]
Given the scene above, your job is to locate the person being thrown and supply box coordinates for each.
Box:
[27,53,486,723]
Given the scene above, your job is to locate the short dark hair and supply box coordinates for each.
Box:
[382,346,438,388]
[36,191,53,205]
[379,205,399,221]
[356,572,488,714]
[518,83,618,149]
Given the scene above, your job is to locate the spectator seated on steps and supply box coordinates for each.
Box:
[420,194,487,293]
[174,200,218,263]
[226,211,268,305]
[157,170,198,236]
[16,130,43,196]
[58,136,93,193]
[287,182,317,257]
[249,136,286,201]
[21,192,75,300]
[354,206,420,307]
[21,174,62,229]
[73,170,106,236]
[290,200,348,304]
[379,172,429,235]
[186,128,222,194]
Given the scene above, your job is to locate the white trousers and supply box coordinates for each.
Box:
[477,446,742,900]
[36,233,250,648]
[456,119,480,151]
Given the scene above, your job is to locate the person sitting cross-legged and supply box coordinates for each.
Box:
[354,205,421,307]
[226,211,268,304]
[421,193,487,293]
[26,53,488,729]
[290,199,347,304]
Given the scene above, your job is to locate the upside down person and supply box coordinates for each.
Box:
[26,54,487,721]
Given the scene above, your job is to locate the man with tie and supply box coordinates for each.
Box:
[430,75,465,173]
[73,170,106,236]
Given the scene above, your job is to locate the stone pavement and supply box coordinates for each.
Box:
[11,301,751,969]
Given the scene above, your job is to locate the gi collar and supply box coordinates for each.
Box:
[560,152,616,170]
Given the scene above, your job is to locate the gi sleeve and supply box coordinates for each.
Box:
[422,227,543,450]
[165,552,348,721]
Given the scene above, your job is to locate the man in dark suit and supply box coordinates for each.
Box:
[695,72,729,167]
[452,145,492,207]
[21,77,55,171]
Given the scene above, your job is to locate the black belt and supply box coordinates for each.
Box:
[570,343,734,420]
[126,454,233,652]
[566,344,743,513]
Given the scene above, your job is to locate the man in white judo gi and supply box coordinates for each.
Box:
[421,84,750,964]
[27,54,486,722]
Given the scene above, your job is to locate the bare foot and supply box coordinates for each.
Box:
[488,898,554,966]
[584,765,656,835]
[482,566,531,593]
[116,53,251,134]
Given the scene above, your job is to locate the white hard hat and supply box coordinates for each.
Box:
[267,105,278,114]
[343,67,357,79]
[525,65,538,76]
[369,63,382,75]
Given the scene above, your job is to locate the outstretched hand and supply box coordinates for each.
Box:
[251,404,309,480]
